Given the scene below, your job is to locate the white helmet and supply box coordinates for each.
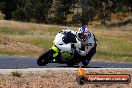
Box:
[77,26,89,41]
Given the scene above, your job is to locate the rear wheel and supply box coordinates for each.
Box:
[66,57,79,67]
[66,58,77,67]
[82,61,88,67]
[66,61,74,67]
[82,59,89,67]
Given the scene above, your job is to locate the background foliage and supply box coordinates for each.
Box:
[0,0,131,25]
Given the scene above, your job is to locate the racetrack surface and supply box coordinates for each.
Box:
[0,56,132,69]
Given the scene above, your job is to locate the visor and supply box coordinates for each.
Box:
[78,33,87,40]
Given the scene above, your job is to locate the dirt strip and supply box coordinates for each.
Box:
[0,68,131,88]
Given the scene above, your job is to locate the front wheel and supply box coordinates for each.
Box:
[37,49,54,66]
[37,57,48,66]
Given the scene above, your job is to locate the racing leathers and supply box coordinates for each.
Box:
[78,32,97,66]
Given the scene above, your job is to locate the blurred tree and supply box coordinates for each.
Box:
[79,0,99,25]
[0,0,131,25]
[0,0,17,20]
[54,0,75,24]
[1,0,53,23]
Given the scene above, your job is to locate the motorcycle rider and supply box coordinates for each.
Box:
[53,26,97,66]
[75,25,97,66]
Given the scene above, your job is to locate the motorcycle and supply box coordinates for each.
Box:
[37,43,83,67]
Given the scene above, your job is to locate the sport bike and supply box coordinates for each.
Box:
[37,43,87,67]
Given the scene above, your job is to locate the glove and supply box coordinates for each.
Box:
[79,51,86,56]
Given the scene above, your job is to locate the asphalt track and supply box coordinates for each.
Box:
[0,56,132,69]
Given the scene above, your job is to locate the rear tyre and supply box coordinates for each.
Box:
[66,61,74,67]
[82,59,89,67]
[82,61,88,67]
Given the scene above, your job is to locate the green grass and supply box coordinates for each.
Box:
[0,20,132,62]
[0,48,40,56]
[93,29,132,62]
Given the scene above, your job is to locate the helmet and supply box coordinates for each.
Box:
[77,26,88,41]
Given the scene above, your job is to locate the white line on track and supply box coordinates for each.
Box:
[0,68,132,74]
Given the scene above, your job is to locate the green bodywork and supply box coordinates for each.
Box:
[51,42,72,60]
[51,43,60,58]
[61,51,72,60]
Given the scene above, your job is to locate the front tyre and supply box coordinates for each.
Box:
[37,58,47,66]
